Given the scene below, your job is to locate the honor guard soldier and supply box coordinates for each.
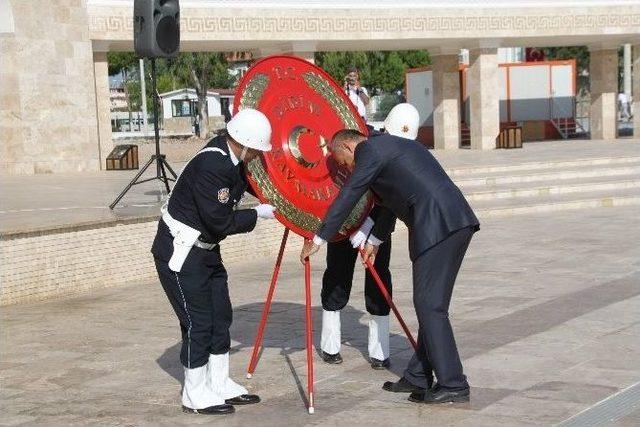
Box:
[320,104,420,369]
[152,108,277,415]
[301,124,479,405]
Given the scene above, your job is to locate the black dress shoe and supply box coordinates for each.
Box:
[370,358,391,370]
[408,386,470,404]
[321,351,343,364]
[225,394,261,405]
[382,377,425,393]
[182,404,235,415]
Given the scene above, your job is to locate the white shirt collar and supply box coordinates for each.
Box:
[226,141,240,166]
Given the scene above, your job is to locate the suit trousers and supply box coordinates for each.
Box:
[321,238,392,315]
[403,226,474,391]
[154,245,232,369]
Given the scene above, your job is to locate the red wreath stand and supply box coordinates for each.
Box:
[245,228,418,414]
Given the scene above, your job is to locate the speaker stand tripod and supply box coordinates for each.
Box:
[109,58,177,210]
[245,228,418,414]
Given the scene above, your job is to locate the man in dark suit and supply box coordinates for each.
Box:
[300,129,479,404]
[152,108,276,415]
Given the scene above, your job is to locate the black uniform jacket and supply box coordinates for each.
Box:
[151,135,258,261]
[317,134,479,260]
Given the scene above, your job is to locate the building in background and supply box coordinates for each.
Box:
[406,59,580,147]
[225,51,253,85]
[1,0,637,174]
[159,88,235,135]
[109,84,146,133]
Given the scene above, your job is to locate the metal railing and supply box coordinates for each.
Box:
[549,95,588,139]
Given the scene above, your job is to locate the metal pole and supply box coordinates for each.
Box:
[624,44,632,98]
[359,249,418,351]
[304,250,315,415]
[151,58,161,177]
[139,58,148,135]
[246,228,290,378]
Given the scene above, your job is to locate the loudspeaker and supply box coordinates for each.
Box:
[134,0,180,58]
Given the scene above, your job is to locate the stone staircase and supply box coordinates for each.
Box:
[446,155,640,218]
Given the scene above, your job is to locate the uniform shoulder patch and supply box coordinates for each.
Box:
[217,187,230,204]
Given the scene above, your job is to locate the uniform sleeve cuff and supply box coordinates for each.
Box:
[312,235,326,246]
[367,234,383,246]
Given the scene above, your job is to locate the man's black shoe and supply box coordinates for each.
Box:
[370,358,391,370]
[182,404,235,415]
[225,394,261,405]
[408,386,470,404]
[382,377,425,393]
[321,351,343,364]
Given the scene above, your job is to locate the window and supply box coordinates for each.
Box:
[171,99,193,117]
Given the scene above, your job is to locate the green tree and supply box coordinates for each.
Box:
[314,52,370,87]
[107,52,137,76]
[315,50,430,94]
[126,70,174,112]
[371,52,405,92]
[398,50,431,69]
[541,46,590,95]
[169,52,232,138]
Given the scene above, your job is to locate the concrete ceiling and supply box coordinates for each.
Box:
[88,0,640,52]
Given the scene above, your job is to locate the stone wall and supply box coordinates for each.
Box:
[163,117,193,135]
[0,0,100,174]
[0,216,302,305]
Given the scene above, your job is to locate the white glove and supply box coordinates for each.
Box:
[349,217,374,248]
[254,204,276,219]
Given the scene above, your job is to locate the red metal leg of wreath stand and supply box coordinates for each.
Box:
[304,251,315,414]
[359,249,418,351]
[246,228,290,379]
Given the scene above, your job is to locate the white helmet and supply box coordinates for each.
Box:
[226,108,272,151]
[384,103,420,140]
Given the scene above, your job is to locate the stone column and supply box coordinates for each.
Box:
[93,51,113,169]
[432,53,461,150]
[468,48,499,150]
[623,44,632,98]
[634,45,640,138]
[589,48,619,140]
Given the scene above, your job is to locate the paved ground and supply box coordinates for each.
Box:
[1,138,637,234]
[2,206,639,426]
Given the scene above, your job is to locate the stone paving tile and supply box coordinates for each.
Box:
[2,206,640,426]
[520,381,618,405]
[615,407,640,426]
[478,394,586,424]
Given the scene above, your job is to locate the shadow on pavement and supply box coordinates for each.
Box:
[156,302,414,386]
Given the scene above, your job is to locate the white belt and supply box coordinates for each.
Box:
[161,208,201,272]
[160,147,226,271]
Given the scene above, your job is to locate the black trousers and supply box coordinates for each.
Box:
[403,226,474,391]
[154,245,232,369]
[321,238,392,316]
